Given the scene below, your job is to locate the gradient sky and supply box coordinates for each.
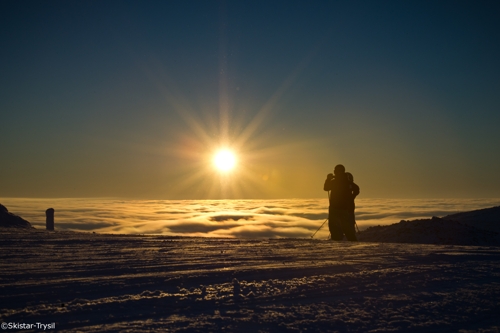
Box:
[1,1,499,199]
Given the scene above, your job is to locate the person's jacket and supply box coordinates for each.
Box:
[324,174,359,210]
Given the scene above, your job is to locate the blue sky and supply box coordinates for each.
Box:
[1,1,499,199]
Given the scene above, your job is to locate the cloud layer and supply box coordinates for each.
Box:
[1,198,499,239]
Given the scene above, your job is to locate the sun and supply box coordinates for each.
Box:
[213,149,237,172]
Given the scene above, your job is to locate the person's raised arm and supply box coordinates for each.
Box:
[324,173,334,191]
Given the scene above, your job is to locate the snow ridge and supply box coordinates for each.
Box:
[358,216,500,246]
[0,203,32,228]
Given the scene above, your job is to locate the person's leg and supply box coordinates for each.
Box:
[343,222,358,241]
[340,210,358,241]
[328,207,344,241]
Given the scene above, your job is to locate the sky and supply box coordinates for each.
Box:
[1,1,499,200]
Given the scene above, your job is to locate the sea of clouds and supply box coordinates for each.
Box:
[1,198,499,239]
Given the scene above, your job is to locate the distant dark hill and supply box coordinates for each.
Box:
[0,204,32,229]
[442,206,500,233]
[358,216,500,246]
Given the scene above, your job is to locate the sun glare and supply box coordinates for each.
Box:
[213,150,237,172]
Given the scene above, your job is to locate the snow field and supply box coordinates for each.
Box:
[1,229,500,332]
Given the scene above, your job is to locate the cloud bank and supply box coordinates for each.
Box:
[1,198,499,239]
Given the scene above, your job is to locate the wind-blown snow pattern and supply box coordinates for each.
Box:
[1,229,499,332]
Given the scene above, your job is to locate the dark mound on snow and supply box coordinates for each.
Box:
[0,204,32,229]
[358,216,500,246]
[442,206,500,233]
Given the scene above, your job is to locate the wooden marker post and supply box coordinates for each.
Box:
[46,208,54,231]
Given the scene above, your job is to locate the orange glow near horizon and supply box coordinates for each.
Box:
[142,41,317,200]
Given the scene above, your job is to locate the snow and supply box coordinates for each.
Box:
[443,206,500,233]
[1,229,499,332]
[357,206,500,246]
[357,216,500,246]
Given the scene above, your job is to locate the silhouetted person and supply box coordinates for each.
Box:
[324,165,359,241]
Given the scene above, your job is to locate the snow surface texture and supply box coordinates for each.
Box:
[1,230,499,332]
[357,206,500,246]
